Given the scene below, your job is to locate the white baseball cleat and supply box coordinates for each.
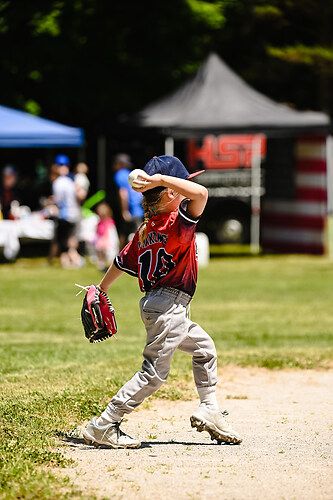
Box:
[190,406,242,444]
[83,417,141,449]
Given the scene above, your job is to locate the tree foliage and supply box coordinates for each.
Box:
[0,0,332,128]
[203,0,333,116]
[0,0,227,126]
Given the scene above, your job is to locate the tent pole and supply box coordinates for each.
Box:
[250,136,262,254]
[326,136,333,215]
[77,146,86,162]
[326,136,333,258]
[97,135,106,190]
[165,136,174,156]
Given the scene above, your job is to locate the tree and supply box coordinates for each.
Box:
[0,0,228,126]
[265,0,333,114]
[1,0,332,129]
[216,0,333,115]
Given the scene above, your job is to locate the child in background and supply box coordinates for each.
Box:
[74,162,90,203]
[94,202,119,272]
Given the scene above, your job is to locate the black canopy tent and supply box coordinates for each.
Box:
[135,53,330,138]
[134,54,331,254]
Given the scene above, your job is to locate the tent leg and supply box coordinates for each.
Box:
[326,136,333,214]
[97,135,106,190]
[326,136,333,258]
[77,146,86,162]
[165,137,174,156]
[250,136,262,254]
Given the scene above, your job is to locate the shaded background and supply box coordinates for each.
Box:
[1,0,332,192]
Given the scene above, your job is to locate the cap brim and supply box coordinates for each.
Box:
[188,170,205,179]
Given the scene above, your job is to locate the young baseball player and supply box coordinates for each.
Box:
[83,155,242,448]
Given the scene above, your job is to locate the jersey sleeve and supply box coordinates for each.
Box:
[175,199,200,244]
[114,232,139,277]
[178,199,201,225]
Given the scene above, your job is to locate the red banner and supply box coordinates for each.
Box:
[188,135,266,169]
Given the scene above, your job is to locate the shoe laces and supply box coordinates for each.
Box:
[219,410,229,417]
[75,283,89,296]
[112,418,127,439]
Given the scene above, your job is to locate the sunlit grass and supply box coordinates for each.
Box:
[0,254,333,498]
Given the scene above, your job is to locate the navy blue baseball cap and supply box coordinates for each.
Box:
[54,154,70,166]
[143,155,204,179]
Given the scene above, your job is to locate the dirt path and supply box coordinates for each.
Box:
[57,367,333,500]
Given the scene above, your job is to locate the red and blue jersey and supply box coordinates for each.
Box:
[114,200,200,296]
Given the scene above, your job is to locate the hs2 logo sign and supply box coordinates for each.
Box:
[188,135,266,170]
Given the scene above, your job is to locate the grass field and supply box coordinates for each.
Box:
[1,254,333,499]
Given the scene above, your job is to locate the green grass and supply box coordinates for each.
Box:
[195,254,333,369]
[1,255,333,498]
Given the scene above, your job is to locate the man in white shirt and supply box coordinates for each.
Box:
[53,155,82,268]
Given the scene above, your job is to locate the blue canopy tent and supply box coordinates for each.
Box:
[0,105,84,147]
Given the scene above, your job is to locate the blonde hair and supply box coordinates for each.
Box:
[139,187,167,245]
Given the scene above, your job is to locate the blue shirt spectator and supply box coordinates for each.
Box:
[114,167,144,219]
[112,153,144,248]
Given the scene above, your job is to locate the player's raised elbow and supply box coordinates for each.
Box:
[188,185,208,218]
[197,185,208,206]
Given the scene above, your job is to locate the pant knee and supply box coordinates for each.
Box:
[193,339,217,365]
[140,360,170,389]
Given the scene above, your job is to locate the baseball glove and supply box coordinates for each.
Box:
[80,284,117,343]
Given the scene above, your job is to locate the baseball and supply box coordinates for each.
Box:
[128,169,147,188]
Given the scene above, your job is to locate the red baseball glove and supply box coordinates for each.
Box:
[80,284,117,343]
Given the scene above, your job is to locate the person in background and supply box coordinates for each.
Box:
[112,153,144,249]
[39,163,59,213]
[74,162,90,203]
[40,164,61,264]
[0,165,21,219]
[52,155,83,268]
[93,202,119,272]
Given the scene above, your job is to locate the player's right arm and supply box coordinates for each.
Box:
[100,232,140,293]
[98,263,124,294]
[133,173,208,218]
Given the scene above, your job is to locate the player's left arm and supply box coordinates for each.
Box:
[133,173,208,218]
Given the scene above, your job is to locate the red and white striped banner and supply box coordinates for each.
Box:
[261,136,327,254]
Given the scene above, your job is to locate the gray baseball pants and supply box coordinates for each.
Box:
[106,287,218,419]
